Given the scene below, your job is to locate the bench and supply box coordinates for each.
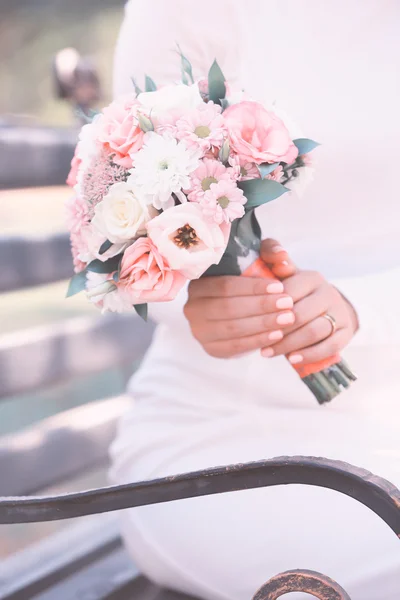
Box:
[0,196,399,600]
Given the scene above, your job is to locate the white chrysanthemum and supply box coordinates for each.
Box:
[128,132,201,210]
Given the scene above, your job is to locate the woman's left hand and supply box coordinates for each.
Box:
[261,243,359,365]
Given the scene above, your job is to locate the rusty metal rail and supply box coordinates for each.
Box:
[1,455,399,599]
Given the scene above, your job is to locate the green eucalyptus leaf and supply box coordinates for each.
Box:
[86,255,121,274]
[134,303,148,321]
[220,98,229,111]
[176,43,194,84]
[131,77,142,95]
[137,113,154,132]
[238,179,289,209]
[145,75,157,92]
[293,138,320,156]
[258,162,280,178]
[208,59,226,105]
[66,270,87,298]
[112,271,119,283]
[99,239,113,255]
[181,70,189,85]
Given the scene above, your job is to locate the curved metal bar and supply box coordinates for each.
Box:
[1,456,399,535]
[252,569,351,599]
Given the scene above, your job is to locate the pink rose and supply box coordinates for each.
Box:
[147,203,230,279]
[97,96,145,169]
[224,101,298,165]
[66,150,81,187]
[119,237,186,303]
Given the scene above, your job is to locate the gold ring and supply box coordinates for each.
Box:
[322,313,337,337]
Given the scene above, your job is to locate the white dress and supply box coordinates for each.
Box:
[110,2,400,598]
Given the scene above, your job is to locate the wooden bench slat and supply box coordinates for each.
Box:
[0,127,75,190]
[0,396,130,496]
[0,314,154,399]
[0,515,127,600]
[0,233,73,293]
[0,514,195,600]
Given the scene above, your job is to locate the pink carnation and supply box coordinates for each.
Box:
[201,179,246,224]
[175,102,225,152]
[224,101,298,165]
[81,149,129,214]
[119,237,186,303]
[97,96,145,168]
[65,194,89,234]
[188,158,233,202]
[70,230,88,273]
[66,150,81,187]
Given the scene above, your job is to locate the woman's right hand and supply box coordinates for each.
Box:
[184,247,297,358]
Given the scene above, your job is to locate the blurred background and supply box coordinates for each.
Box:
[0,0,136,557]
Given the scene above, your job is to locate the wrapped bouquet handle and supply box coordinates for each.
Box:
[243,257,357,405]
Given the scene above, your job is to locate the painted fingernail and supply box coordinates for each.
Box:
[276,296,293,310]
[266,282,284,294]
[272,245,285,253]
[289,354,303,364]
[277,311,295,325]
[269,330,283,341]
[261,347,274,358]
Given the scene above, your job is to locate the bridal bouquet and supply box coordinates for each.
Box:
[65,51,355,403]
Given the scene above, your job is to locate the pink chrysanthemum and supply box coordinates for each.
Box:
[300,153,313,167]
[228,154,261,181]
[188,158,234,203]
[81,149,130,215]
[265,165,284,182]
[175,102,225,152]
[201,179,246,224]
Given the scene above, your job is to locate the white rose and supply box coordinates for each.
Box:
[147,203,230,280]
[137,84,203,120]
[91,182,155,244]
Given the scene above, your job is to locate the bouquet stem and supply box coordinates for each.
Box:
[242,258,357,405]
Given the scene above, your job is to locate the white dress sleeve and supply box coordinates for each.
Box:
[333,266,400,347]
[113,0,246,98]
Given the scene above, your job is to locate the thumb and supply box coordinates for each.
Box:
[260,239,297,280]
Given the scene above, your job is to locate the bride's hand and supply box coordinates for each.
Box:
[185,248,297,359]
[262,255,359,366]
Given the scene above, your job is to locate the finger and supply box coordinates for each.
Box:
[188,276,284,299]
[206,327,290,359]
[283,271,325,303]
[264,313,338,358]
[286,329,352,366]
[200,306,295,343]
[285,286,333,333]
[189,293,295,321]
[260,239,297,279]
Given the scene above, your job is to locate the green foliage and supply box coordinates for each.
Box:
[208,59,226,105]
